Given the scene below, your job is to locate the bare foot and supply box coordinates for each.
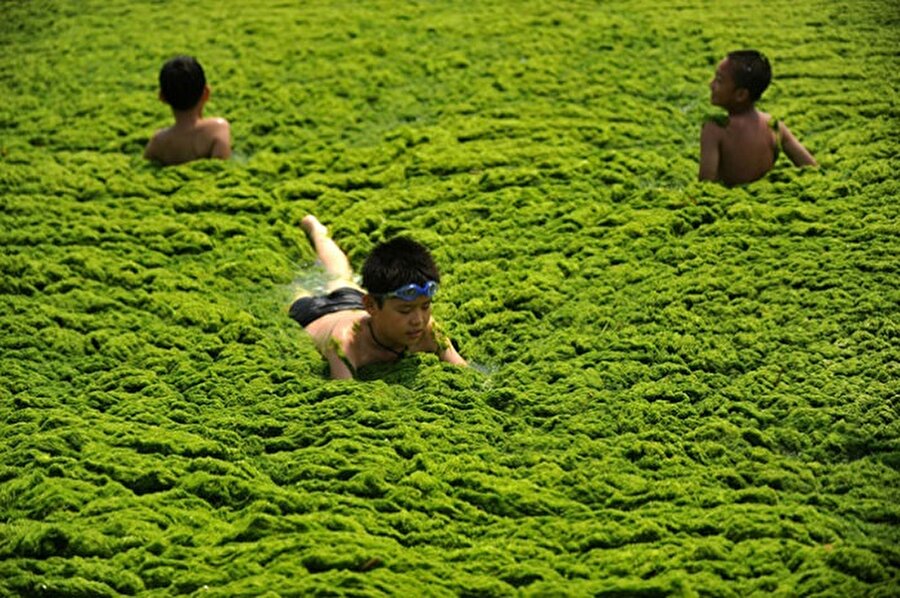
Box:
[300,214,328,239]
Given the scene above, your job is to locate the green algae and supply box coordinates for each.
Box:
[1,0,899,595]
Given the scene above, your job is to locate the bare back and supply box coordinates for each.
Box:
[144,117,231,166]
[704,110,777,186]
[304,309,368,372]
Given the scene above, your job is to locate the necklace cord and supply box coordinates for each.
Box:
[367,320,405,357]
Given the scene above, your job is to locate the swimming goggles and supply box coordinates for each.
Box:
[381,280,438,301]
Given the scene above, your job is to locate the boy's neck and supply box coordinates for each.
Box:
[171,105,204,127]
[726,102,757,117]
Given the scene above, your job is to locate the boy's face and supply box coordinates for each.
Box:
[710,58,741,107]
[368,295,433,347]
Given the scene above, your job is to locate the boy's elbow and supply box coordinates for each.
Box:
[447,353,467,367]
[326,353,354,379]
[328,363,354,380]
[441,345,468,367]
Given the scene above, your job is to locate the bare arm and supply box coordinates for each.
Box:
[143,132,161,161]
[779,122,817,168]
[698,121,721,182]
[209,119,232,160]
[315,333,355,379]
[325,348,355,379]
[439,342,468,367]
[429,319,467,367]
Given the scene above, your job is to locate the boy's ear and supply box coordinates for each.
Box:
[201,84,211,102]
[362,293,378,315]
[735,87,750,103]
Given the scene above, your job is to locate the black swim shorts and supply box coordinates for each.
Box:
[289,287,365,327]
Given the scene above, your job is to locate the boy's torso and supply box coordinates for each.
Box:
[304,310,441,371]
[150,117,227,165]
[715,110,778,185]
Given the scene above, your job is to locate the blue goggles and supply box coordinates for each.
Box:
[381,280,439,301]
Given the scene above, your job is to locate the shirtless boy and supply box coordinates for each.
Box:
[289,215,467,379]
[144,56,231,166]
[699,50,816,186]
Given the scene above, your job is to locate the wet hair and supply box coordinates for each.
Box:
[362,237,441,304]
[727,50,772,102]
[159,56,206,111]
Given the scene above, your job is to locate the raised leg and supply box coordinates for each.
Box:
[301,215,355,286]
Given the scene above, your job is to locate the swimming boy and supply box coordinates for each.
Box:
[290,215,467,379]
[144,56,232,166]
[699,50,817,186]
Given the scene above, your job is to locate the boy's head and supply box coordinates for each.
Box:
[159,56,207,111]
[362,238,441,307]
[725,50,771,102]
[362,237,441,347]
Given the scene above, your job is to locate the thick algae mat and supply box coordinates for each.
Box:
[1,0,899,595]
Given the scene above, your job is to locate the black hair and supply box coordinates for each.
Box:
[362,237,440,304]
[727,50,772,102]
[159,56,206,111]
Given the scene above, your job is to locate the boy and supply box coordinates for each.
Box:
[290,215,467,380]
[699,50,816,186]
[144,55,231,166]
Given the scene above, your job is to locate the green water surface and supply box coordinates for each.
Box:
[1,0,898,595]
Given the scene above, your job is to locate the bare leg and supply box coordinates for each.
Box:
[301,215,356,289]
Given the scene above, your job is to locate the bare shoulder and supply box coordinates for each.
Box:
[701,116,726,135]
[304,310,365,347]
[148,126,172,144]
[700,119,724,142]
[144,127,170,159]
[774,118,795,136]
[199,117,232,159]
[201,117,230,132]
[759,111,780,129]
[703,113,729,129]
